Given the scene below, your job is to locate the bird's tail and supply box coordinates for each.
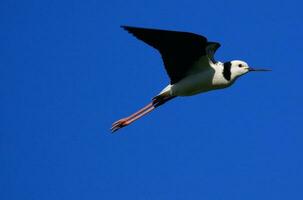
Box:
[111,94,175,133]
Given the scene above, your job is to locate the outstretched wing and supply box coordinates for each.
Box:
[122,26,221,84]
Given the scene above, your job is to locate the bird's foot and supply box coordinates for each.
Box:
[111,118,130,133]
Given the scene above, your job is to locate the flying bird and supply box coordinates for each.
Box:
[111,26,270,133]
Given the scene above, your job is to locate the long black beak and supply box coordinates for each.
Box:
[248,67,271,72]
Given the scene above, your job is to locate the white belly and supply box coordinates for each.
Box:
[171,70,230,96]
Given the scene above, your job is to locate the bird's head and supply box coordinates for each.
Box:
[224,60,271,81]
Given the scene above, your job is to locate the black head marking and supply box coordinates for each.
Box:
[223,62,231,81]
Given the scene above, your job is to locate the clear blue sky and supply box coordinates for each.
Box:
[1,0,303,199]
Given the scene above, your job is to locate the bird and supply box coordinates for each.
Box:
[111,26,271,133]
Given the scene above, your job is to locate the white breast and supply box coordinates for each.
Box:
[171,62,231,96]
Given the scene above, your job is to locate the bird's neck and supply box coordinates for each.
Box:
[213,62,237,85]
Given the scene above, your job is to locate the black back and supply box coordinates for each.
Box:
[122,26,220,84]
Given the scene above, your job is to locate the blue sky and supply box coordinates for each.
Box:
[1,0,303,199]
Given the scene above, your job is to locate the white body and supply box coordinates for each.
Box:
[160,58,248,97]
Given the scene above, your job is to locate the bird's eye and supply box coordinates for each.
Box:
[238,64,243,68]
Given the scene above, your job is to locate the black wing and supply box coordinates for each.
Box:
[122,26,221,84]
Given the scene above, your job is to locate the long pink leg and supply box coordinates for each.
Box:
[111,95,174,133]
[112,102,153,127]
[111,104,156,133]
[123,106,155,124]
